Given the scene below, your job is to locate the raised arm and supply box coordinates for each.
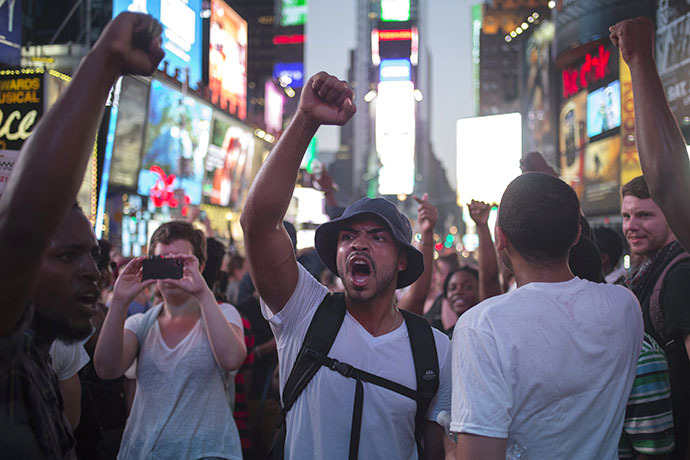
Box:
[95,257,156,380]
[610,17,690,250]
[468,200,502,301]
[398,194,437,314]
[240,72,355,313]
[0,12,164,336]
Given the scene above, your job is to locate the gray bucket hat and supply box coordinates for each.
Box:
[314,197,424,288]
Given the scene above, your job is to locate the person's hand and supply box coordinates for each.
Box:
[299,72,357,126]
[520,151,558,176]
[94,12,165,76]
[414,193,437,234]
[609,17,655,67]
[111,257,156,306]
[159,254,213,298]
[468,200,491,226]
[313,169,337,193]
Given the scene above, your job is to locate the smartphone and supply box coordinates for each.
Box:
[142,257,184,280]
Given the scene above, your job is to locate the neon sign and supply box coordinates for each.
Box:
[273,34,306,45]
[148,165,191,216]
[378,29,412,41]
[562,45,611,99]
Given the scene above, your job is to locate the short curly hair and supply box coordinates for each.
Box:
[148,221,207,266]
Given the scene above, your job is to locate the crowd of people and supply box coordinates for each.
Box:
[1,11,690,460]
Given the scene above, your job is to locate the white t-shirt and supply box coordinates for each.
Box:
[261,264,452,460]
[451,277,643,459]
[49,340,90,381]
[119,303,243,460]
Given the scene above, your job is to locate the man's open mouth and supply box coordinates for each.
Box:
[349,255,373,287]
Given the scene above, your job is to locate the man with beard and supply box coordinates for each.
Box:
[241,72,453,459]
[620,175,690,459]
[451,173,643,459]
[0,12,163,458]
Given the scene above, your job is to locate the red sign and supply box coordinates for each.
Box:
[562,45,611,98]
[148,166,191,216]
[378,29,413,41]
[273,34,306,45]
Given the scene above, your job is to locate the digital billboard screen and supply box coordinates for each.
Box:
[273,62,304,88]
[202,113,255,209]
[138,80,212,205]
[109,76,149,189]
[0,0,22,66]
[209,0,247,120]
[113,0,203,89]
[281,0,307,27]
[586,80,621,139]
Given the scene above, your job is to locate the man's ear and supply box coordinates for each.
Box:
[495,226,509,251]
[398,249,408,272]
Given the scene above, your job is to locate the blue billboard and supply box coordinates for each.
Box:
[273,62,304,88]
[113,0,203,89]
[0,0,21,66]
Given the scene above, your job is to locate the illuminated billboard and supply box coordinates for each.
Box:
[202,113,255,209]
[586,80,621,139]
[381,0,410,22]
[113,0,203,89]
[273,62,304,87]
[138,80,212,205]
[559,91,587,198]
[379,59,411,82]
[0,0,21,66]
[264,80,285,134]
[109,76,149,189]
[209,0,247,120]
[0,71,42,150]
[582,136,621,215]
[376,80,415,195]
[456,113,522,206]
[281,0,307,27]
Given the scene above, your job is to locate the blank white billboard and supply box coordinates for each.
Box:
[456,112,522,206]
[376,80,416,195]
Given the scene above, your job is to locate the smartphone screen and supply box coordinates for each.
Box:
[142,257,184,280]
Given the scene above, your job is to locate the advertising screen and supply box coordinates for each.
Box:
[0,71,42,150]
[656,1,690,132]
[138,80,212,205]
[109,76,149,189]
[281,0,307,26]
[582,136,621,215]
[273,62,304,88]
[113,0,203,89]
[586,80,621,139]
[456,113,522,207]
[559,91,587,197]
[202,113,255,209]
[376,80,415,195]
[264,80,285,134]
[0,0,21,66]
[379,59,411,82]
[209,0,247,120]
[381,0,410,22]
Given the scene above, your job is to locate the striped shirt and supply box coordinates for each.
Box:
[619,333,675,458]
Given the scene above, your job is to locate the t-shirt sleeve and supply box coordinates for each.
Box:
[219,302,243,329]
[661,263,690,339]
[260,263,328,340]
[621,334,674,455]
[450,322,512,438]
[426,330,452,422]
[124,311,145,335]
[49,341,90,381]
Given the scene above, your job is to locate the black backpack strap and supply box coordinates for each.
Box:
[269,292,346,460]
[401,309,440,458]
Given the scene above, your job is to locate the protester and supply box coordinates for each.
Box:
[433,267,479,337]
[0,12,163,459]
[620,175,690,459]
[451,172,643,459]
[94,221,246,459]
[593,227,626,284]
[610,17,690,252]
[241,71,453,459]
[467,200,502,301]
